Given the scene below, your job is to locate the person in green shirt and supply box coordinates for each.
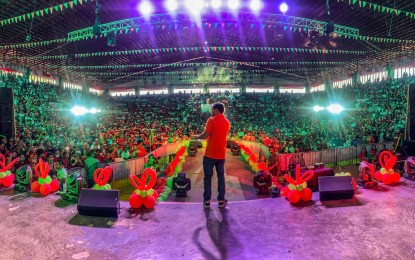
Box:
[84,151,100,188]
[121,147,131,160]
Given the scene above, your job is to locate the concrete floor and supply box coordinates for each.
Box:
[166,148,264,202]
[1,152,415,259]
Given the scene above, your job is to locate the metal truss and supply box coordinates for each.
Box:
[68,12,359,41]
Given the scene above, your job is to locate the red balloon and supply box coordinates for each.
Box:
[31,181,41,193]
[375,171,383,181]
[129,193,143,208]
[258,162,267,170]
[157,177,167,187]
[1,174,14,187]
[280,186,289,197]
[153,191,159,199]
[392,173,400,183]
[40,184,51,196]
[382,174,392,185]
[50,179,60,192]
[143,196,156,209]
[287,190,301,203]
[300,188,313,202]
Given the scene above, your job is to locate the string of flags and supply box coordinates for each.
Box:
[79,67,346,76]
[342,0,415,20]
[0,0,87,27]
[56,61,359,70]
[15,46,368,60]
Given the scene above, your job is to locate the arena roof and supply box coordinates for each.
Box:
[0,0,414,87]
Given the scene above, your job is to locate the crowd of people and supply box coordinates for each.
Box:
[0,72,410,176]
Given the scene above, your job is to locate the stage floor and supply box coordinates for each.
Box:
[2,152,415,259]
[166,148,267,202]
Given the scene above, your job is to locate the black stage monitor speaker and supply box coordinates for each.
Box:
[0,88,13,104]
[190,140,203,148]
[77,189,120,218]
[318,176,354,201]
[226,140,235,148]
[0,88,14,139]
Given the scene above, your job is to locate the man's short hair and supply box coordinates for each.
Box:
[212,102,225,113]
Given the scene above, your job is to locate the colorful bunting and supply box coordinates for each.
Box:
[61,62,357,70]
[79,68,344,77]
[0,0,87,27]
[16,46,369,60]
[342,0,415,21]
[0,38,67,50]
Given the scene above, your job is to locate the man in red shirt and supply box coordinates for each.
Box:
[194,103,231,208]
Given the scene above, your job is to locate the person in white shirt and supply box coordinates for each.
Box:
[55,160,68,194]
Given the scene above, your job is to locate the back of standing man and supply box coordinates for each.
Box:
[194,102,231,208]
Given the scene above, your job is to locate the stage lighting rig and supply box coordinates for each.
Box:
[325,19,334,36]
[211,0,222,9]
[107,32,116,47]
[310,30,320,45]
[227,0,240,10]
[249,0,262,11]
[172,173,191,197]
[165,0,178,11]
[139,0,154,15]
[279,2,288,14]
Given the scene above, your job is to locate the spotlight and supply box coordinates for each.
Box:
[310,30,320,45]
[313,106,325,112]
[139,0,154,15]
[186,0,204,14]
[71,106,88,116]
[327,104,344,114]
[165,0,178,11]
[107,32,116,47]
[279,2,288,13]
[325,19,334,36]
[211,0,222,9]
[89,108,98,114]
[249,0,262,11]
[227,0,240,10]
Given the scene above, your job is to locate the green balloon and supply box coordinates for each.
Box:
[93,184,99,190]
[5,170,11,176]
[135,189,141,195]
[147,189,154,196]
[140,190,147,198]
[167,178,173,188]
[161,194,168,200]
[38,178,45,185]
[105,184,111,190]
[157,197,164,202]
[45,176,52,184]
[0,172,5,179]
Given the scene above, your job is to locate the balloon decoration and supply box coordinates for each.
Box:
[238,143,269,174]
[375,151,400,184]
[92,166,112,190]
[163,146,187,177]
[31,159,59,196]
[158,145,188,202]
[281,164,314,204]
[335,172,357,190]
[129,168,158,209]
[0,154,18,188]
